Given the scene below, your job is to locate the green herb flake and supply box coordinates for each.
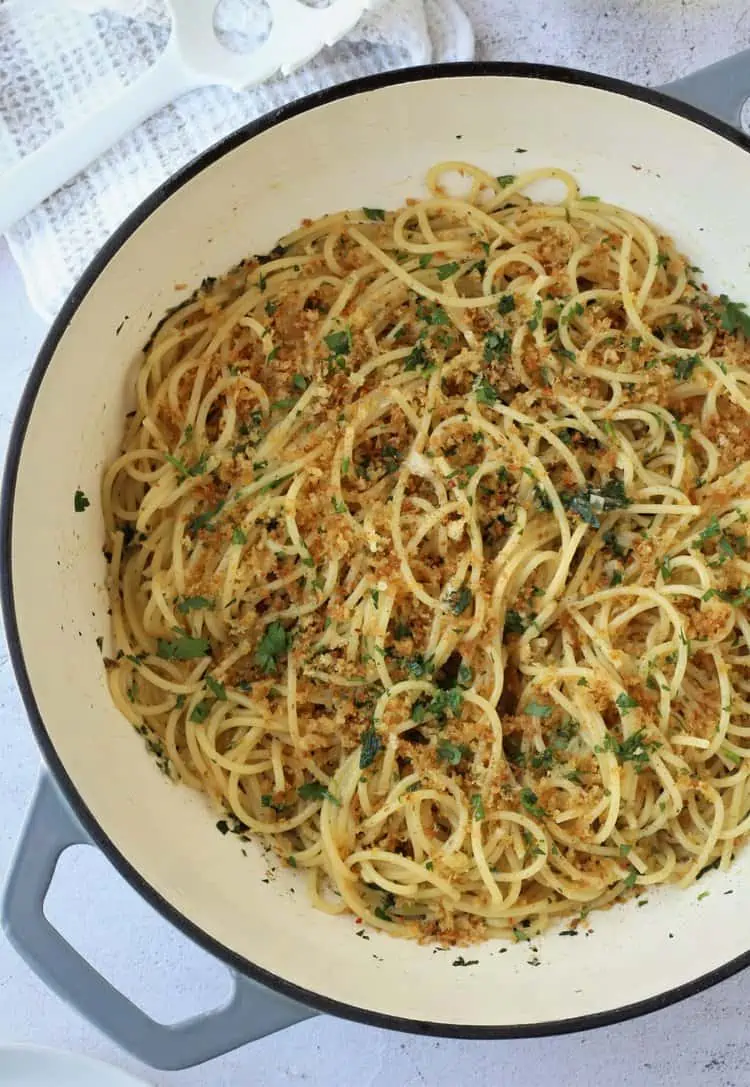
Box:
[527,299,543,332]
[74,488,90,512]
[206,675,227,701]
[474,375,499,405]
[673,354,701,381]
[447,586,473,616]
[254,621,290,674]
[232,526,247,546]
[504,609,527,635]
[177,595,214,613]
[157,633,211,660]
[483,329,510,362]
[404,342,432,372]
[360,724,383,769]
[298,780,341,806]
[325,329,352,356]
[498,294,515,315]
[436,262,460,281]
[470,794,485,820]
[615,692,639,712]
[418,253,433,269]
[718,294,750,338]
[497,174,516,188]
[363,207,386,221]
[436,739,470,766]
[603,727,657,771]
[694,515,721,550]
[524,700,552,718]
[190,700,211,723]
[519,787,547,819]
[189,500,226,536]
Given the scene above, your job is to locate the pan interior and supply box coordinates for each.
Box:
[7,70,750,1030]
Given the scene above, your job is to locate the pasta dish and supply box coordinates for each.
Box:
[103,164,750,944]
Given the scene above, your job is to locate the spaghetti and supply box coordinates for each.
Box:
[103,163,750,943]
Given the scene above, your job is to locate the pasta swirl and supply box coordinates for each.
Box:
[104,164,750,944]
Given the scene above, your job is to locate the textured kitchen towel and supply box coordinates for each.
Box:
[0,0,474,320]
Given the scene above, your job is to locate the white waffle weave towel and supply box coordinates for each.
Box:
[0,0,474,320]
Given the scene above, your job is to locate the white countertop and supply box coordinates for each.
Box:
[2,8,750,1084]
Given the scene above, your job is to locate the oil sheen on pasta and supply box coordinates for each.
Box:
[103,163,750,945]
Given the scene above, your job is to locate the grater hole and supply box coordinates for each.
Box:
[212,0,272,53]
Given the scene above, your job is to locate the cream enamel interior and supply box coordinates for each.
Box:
[9,73,750,1028]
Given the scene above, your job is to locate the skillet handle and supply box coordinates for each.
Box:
[1,773,315,1070]
[659,48,750,129]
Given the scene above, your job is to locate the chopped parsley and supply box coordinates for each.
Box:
[261,794,290,814]
[189,500,225,535]
[602,727,657,771]
[164,451,208,480]
[177,595,214,613]
[359,724,383,769]
[411,687,463,724]
[403,654,433,679]
[418,253,433,268]
[405,342,432,371]
[190,700,212,723]
[363,207,386,221]
[623,866,638,889]
[562,478,630,530]
[527,299,543,332]
[694,516,721,550]
[74,488,90,512]
[206,675,227,701]
[519,787,547,819]
[436,739,471,765]
[232,526,247,545]
[470,794,485,820]
[615,692,639,712]
[254,621,290,674]
[436,262,460,281]
[447,586,473,616]
[497,174,516,188]
[325,329,352,356]
[504,609,528,634]
[659,555,673,580]
[156,632,210,660]
[524,700,552,718]
[498,294,515,315]
[483,329,510,362]
[474,375,500,405]
[298,781,341,806]
[718,294,750,338]
[672,354,701,381]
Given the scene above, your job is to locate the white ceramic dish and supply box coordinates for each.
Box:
[0,1045,150,1087]
[3,59,750,1070]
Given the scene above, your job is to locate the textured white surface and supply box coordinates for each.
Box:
[0,0,473,318]
[2,4,750,1081]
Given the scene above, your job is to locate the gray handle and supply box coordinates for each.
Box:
[659,48,750,129]
[1,774,315,1070]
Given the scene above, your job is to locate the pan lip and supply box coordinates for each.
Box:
[3,60,750,1039]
